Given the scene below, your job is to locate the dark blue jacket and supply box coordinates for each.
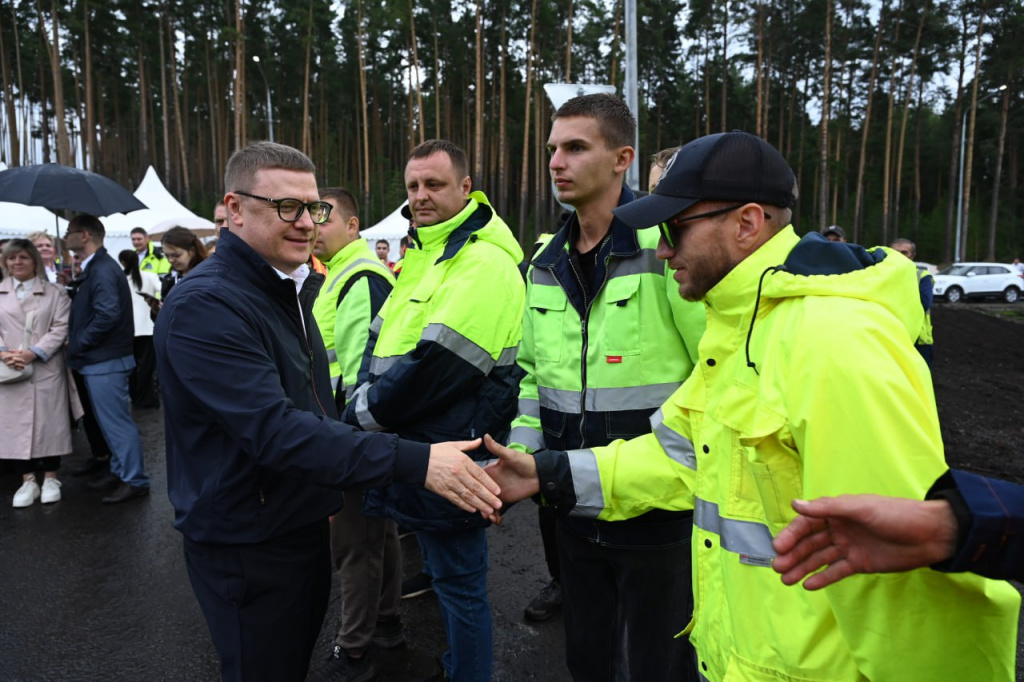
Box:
[154,229,430,544]
[931,469,1024,581]
[67,246,134,370]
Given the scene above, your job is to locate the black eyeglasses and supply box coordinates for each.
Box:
[233,191,333,225]
[659,203,771,249]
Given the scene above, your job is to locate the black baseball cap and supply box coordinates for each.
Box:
[614,131,796,229]
[822,225,846,239]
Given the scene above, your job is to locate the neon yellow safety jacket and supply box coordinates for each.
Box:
[311,237,394,405]
[140,242,171,275]
[916,267,934,346]
[534,226,1019,681]
[343,191,525,531]
[510,187,705,546]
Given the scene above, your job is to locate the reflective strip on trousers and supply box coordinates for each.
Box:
[538,382,680,413]
[566,448,603,519]
[422,323,494,374]
[350,382,383,432]
[508,425,545,453]
[694,497,776,562]
[650,408,697,471]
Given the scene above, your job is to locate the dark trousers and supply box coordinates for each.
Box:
[130,336,160,408]
[12,456,61,474]
[329,490,401,654]
[71,370,111,459]
[184,521,332,682]
[556,522,697,682]
[538,504,561,579]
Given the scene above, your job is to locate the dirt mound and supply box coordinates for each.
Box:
[932,304,1024,482]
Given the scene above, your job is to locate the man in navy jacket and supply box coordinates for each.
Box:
[154,141,501,682]
[65,214,150,503]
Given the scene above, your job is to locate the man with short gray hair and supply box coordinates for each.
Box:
[155,141,502,682]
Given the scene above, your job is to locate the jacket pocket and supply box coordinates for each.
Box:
[528,285,567,363]
[601,276,641,357]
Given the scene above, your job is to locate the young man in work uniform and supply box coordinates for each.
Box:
[507,93,704,680]
[486,131,1020,681]
[308,187,398,682]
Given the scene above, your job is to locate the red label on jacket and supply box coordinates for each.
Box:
[606,355,623,364]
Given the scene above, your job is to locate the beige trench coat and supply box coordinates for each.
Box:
[0,277,82,460]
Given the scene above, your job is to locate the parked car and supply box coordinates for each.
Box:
[933,262,1023,303]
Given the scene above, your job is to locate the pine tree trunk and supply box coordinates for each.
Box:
[301,0,313,154]
[960,6,987,260]
[0,6,20,166]
[498,10,508,216]
[82,0,95,170]
[852,6,885,243]
[39,0,71,165]
[233,0,245,150]
[817,0,832,233]
[473,0,484,186]
[356,0,370,206]
[158,17,172,186]
[755,0,764,137]
[892,7,927,240]
[944,15,968,263]
[409,0,425,143]
[167,14,190,203]
[986,83,1010,261]
[565,0,573,80]
[517,0,538,243]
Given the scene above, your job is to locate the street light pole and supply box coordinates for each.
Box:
[251,55,275,143]
[954,84,1006,262]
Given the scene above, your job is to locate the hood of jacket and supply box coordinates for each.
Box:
[705,227,924,368]
[412,191,524,265]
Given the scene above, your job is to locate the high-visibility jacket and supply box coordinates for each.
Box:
[509,186,705,546]
[344,191,525,531]
[916,266,934,346]
[535,227,1019,681]
[140,242,171,275]
[311,238,394,404]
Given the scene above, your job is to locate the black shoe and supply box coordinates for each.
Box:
[307,645,375,682]
[400,572,434,600]
[72,457,110,477]
[101,482,150,504]
[371,615,405,649]
[524,579,562,622]
[86,471,121,490]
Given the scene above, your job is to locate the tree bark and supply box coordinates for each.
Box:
[892,6,927,240]
[985,82,1009,261]
[408,0,425,143]
[301,0,313,154]
[498,10,508,216]
[517,0,538,243]
[817,0,832,233]
[233,0,245,150]
[158,14,172,187]
[473,0,484,186]
[38,0,71,165]
[565,0,573,81]
[356,0,370,205]
[960,5,987,260]
[167,12,190,203]
[852,4,885,243]
[943,12,968,262]
[82,0,95,170]
[0,3,19,166]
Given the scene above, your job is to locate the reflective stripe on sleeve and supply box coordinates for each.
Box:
[650,408,697,471]
[566,448,604,518]
[369,355,400,377]
[330,375,340,391]
[422,323,495,374]
[369,315,384,334]
[695,497,776,562]
[538,383,681,413]
[508,425,546,453]
[350,382,384,432]
[518,397,540,419]
[496,345,518,366]
[325,348,338,364]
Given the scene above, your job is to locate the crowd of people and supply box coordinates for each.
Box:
[3,91,1024,682]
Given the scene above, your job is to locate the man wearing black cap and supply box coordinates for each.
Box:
[822,224,846,242]
[485,131,1019,680]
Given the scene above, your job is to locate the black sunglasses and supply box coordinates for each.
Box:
[659,203,771,249]
[233,191,333,225]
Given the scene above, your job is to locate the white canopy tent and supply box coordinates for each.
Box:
[361,202,410,262]
[0,202,68,238]
[101,166,214,237]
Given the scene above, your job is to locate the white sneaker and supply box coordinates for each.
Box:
[40,478,62,504]
[13,479,40,508]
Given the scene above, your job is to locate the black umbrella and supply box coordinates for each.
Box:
[0,164,146,216]
[0,164,146,270]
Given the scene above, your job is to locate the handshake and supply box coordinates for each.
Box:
[425,435,540,523]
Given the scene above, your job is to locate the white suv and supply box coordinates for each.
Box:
[933,262,1023,303]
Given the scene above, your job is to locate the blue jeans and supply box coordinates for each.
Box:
[416,527,492,682]
[80,357,149,488]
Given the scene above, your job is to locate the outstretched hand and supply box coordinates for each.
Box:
[482,434,540,505]
[772,495,958,590]
[426,439,502,522]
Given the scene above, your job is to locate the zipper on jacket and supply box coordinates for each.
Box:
[566,254,611,446]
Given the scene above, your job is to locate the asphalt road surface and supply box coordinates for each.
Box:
[0,407,571,681]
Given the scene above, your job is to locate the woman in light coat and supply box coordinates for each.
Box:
[0,239,80,507]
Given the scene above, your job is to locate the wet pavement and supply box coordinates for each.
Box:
[3,406,1023,680]
[0,407,571,681]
